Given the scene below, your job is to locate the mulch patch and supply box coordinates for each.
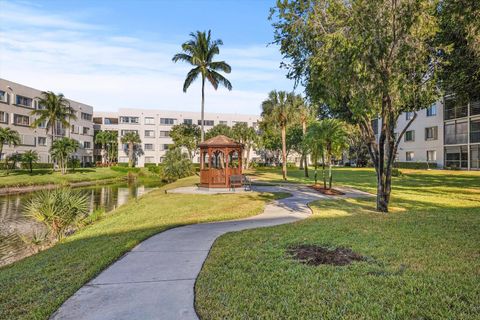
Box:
[287,244,365,266]
[309,185,345,195]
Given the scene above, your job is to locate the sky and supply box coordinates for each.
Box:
[0,0,299,115]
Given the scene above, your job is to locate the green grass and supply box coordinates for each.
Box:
[0,176,288,319]
[196,168,480,319]
[0,167,128,188]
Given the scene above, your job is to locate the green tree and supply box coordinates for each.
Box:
[95,131,110,164]
[172,30,232,142]
[120,132,141,167]
[232,122,257,169]
[296,97,314,177]
[21,150,39,173]
[0,127,21,162]
[272,0,439,211]
[50,137,79,174]
[261,90,298,180]
[31,91,76,150]
[161,147,195,182]
[106,131,118,165]
[25,188,88,240]
[205,123,233,140]
[170,123,201,160]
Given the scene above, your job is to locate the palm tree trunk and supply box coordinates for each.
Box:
[322,153,326,189]
[128,142,133,167]
[302,121,308,177]
[200,77,205,142]
[245,146,251,169]
[281,124,287,180]
[0,144,3,161]
[328,156,333,190]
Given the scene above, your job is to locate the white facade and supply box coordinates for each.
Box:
[0,79,94,164]
[93,108,261,167]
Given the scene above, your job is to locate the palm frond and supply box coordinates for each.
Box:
[207,70,232,91]
[209,61,231,73]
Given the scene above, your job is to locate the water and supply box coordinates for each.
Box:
[0,181,164,266]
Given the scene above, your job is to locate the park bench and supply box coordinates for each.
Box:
[229,174,252,191]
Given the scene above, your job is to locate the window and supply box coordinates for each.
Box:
[0,90,7,103]
[84,141,91,149]
[405,112,414,120]
[144,143,154,151]
[83,127,90,135]
[470,119,480,143]
[13,114,29,126]
[445,146,468,169]
[406,152,414,161]
[160,144,170,150]
[160,118,175,125]
[234,121,247,125]
[144,117,155,125]
[38,137,47,146]
[471,145,480,169]
[219,120,228,125]
[119,116,139,124]
[425,126,438,141]
[426,104,437,116]
[183,119,193,125]
[426,150,436,162]
[120,129,138,136]
[471,100,480,116]
[444,97,468,120]
[0,111,8,123]
[198,120,214,126]
[445,121,468,144]
[404,130,415,142]
[144,130,155,138]
[159,131,170,137]
[15,95,32,107]
[93,117,102,124]
[104,117,118,125]
[81,112,92,121]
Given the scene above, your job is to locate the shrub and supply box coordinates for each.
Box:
[110,166,141,173]
[391,168,403,177]
[286,162,297,169]
[144,163,157,168]
[394,162,437,169]
[147,165,162,174]
[19,163,54,169]
[161,148,195,182]
[24,188,89,240]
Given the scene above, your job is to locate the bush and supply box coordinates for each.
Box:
[116,163,129,167]
[161,148,195,182]
[286,162,297,169]
[144,163,157,168]
[19,163,54,169]
[110,166,141,173]
[394,162,437,169]
[391,168,403,177]
[147,165,162,174]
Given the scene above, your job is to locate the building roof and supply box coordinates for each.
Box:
[198,135,242,148]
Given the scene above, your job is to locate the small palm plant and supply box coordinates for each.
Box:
[21,150,39,173]
[121,132,141,167]
[25,188,89,240]
[162,147,195,182]
[95,131,110,165]
[0,127,21,173]
[50,137,79,174]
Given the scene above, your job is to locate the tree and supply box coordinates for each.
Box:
[285,124,304,160]
[172,30,232,142]
[261,90,298,180]
[50,138,79,174]
[0,127,21,161]
[120,132,141,167]
[31,91,76,150]
[232,122,257,169]
[170,123,201,160]
[296,97,314,177]
[95,131,110,164]
[272,0,439,211]
[25,188,88,240]
[436,0,480,102]
[106,131,118,165]
[21,150,39,173]
[161,147,195,182]
[205,123,233,140]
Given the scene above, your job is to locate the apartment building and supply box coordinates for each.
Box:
[374,97,480,169]
[0,79,94,164]
[93,108,261,167]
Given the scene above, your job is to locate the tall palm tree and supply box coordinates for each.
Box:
[31,91,76,151]
[95,131,110,164]
[172,30,232,141]
[261,90,297,180]
[0,127,21,161]
[296,96,314,177]
[106,131,118,165]
[50,137,79,174]
[121,132,141,167]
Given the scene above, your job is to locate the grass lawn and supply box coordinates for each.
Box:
[196,168,480,319]
[0,176,288,320]
[0,167,127,189]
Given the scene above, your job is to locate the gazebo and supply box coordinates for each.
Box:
[198,135,243,189]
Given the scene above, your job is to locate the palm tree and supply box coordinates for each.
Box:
[106,131,118,165]
[0,127,21,161]
[31,91,76,151]
[95,131,110,165]
[261,90,297,180]
[21,150,39,173]
[172,30,232,142]
[296,97,314,177]
[50,137,79,174]
[121,132,141,167]
[232,122,257,169]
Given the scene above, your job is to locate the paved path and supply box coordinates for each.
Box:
[51,185,369,320]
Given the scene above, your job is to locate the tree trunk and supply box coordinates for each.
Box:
[0,144,3,161]
[281,125,287,180]
[302,121,309,177]
[299,154,304,169]
[245,146,251,169]
[321,153,326,189]
[314,164,318,185]
[328,162,333,190]
[200,77,205,142]
[128,142,133,167]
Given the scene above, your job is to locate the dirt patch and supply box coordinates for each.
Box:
[287,244,365,266]
[309,185,345,195]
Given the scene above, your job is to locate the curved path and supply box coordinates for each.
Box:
[51,185,368,320]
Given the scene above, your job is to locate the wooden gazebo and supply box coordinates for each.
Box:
[198,135,243,189]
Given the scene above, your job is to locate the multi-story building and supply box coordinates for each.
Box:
[93,108,261,166]
[0,79,94,164]
[375,97,480,169]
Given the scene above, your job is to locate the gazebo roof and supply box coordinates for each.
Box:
[198,135,243,148]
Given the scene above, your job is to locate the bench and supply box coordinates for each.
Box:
[229,175,252,191]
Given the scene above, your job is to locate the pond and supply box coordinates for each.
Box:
[0,180,164,267]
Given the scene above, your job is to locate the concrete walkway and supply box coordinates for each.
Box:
[51,185,369,320]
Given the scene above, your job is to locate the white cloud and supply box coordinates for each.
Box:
[0,1,296,115]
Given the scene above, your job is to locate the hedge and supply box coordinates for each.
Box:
[394,162,437,169]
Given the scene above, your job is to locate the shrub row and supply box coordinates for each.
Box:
[394,162,437,169]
